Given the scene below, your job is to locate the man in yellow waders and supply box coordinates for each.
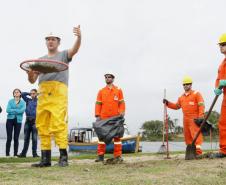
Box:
[27,26,81,167]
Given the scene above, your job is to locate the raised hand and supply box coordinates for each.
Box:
[163,99,169,105]
[73,25,81,38]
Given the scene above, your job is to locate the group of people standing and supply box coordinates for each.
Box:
[5,88,39,158]
[0,25,81,168]
[3,25,226,169]
[25,25,126,167]
[164,33,226,159]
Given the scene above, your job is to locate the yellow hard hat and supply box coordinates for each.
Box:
[45,32,61,40]
[182,76,193,84]
[218,33,226,44]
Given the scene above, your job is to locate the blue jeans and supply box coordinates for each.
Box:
[6,118,22,156]
[20,118,38,156]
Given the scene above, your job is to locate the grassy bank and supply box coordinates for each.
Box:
[0,152,226,185]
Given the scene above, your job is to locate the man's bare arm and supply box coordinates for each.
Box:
[68,25,81,59]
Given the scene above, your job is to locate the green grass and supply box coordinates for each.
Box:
[0,153,154,163]
[0,152,226,185]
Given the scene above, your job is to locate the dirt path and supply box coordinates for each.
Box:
[0,153,185,168]
[70,153,185,164]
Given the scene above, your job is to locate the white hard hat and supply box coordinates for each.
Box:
[104,72,115,78]
[45,32,61,40]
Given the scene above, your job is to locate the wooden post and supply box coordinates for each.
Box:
[135,132,141,153]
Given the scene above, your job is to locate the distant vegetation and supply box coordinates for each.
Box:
[141,110,220,141]
[141,117,183,141]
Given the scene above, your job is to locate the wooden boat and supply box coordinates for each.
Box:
[68,126,142,153]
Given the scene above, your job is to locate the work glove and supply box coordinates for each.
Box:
[194,118,213,136]
[120,112,125,117]
[194,118,204,126]
[219,80,226,88]
[96,116,101,121]
[214,88,222,96]
[163,99,168,105]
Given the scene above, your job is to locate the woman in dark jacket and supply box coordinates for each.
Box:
[6,89,26,157]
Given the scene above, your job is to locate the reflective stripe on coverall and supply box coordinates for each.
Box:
[167,90,205,155]
[36,81,68,150]
[95,85,125,157]
[216,58,226,154]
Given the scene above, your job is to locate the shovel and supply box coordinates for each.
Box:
[185,92,221,160]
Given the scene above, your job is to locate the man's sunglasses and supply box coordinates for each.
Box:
[183,83,192,86]
[219,43,226,47]
[105,76,113,79]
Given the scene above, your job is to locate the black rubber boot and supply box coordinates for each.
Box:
[31,150,51,167]
[105,156,123,165]
[113,156,123,164]
[32,152,40,158]
[57,149,68,167]
[95,155,104,162]
[18,153,26,158]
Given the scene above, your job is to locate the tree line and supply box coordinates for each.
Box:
[141,111,220,141]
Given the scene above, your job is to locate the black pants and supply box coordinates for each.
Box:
[6,118,22,156]
[20,118,38,156]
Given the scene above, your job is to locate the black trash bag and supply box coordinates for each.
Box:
[194,118,214,136]
[93,115,125,145]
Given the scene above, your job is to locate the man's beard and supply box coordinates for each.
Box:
[106,81,112,85]
[185,87,191,92]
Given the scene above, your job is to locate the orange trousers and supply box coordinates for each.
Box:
[219,98,226,154]
[183,117,203,155]
[97,137,122,157]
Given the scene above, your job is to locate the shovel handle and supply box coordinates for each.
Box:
[192,94,220,145]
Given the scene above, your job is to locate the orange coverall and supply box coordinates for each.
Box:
[215,58,226,154]
[95,85,125,157]
[167,90,205,154]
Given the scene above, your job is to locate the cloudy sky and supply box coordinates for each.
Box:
[0,0,226,134]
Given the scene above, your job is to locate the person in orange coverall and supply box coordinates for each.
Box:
[95,72,125,162]
[163,76,205,155]
[211,33,226,158]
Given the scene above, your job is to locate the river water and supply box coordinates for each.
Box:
[141,141,219,153]
[0,139,220,157]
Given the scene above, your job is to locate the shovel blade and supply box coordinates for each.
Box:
[185,144,196,160]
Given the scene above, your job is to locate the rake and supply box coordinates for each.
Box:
[158,89,167,154]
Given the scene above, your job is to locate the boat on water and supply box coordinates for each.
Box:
[68,126,142,153]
